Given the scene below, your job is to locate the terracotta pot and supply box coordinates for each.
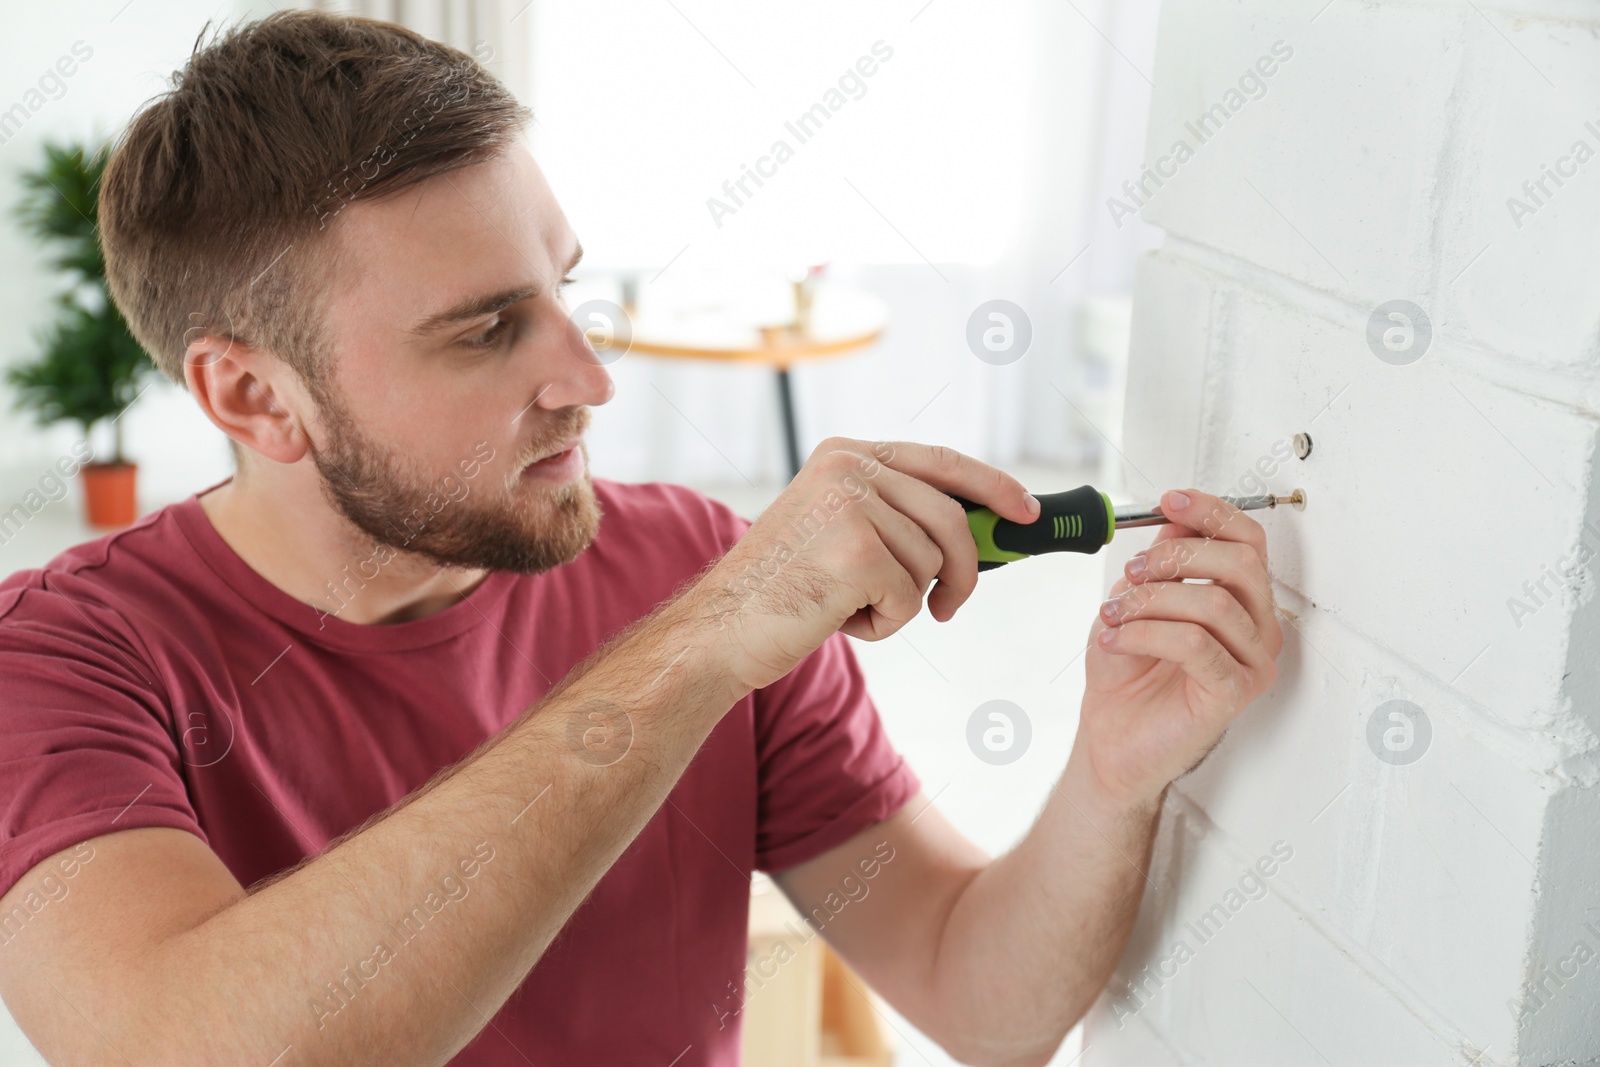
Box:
[81,462,138,528]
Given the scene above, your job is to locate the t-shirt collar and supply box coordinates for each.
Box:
[169,479,519,653]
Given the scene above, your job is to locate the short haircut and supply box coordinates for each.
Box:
[100,10,532,388]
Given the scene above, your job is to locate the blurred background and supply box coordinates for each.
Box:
[0,2,1165,1064]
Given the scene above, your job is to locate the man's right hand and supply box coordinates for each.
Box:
[693,438,1040,693]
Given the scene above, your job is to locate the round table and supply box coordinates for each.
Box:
[614,280,889,478]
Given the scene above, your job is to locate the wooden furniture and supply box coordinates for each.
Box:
[742,876,892,1067]
[619,274,889,478]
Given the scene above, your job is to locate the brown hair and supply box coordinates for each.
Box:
[99,10,531,388]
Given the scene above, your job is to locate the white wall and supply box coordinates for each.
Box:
[0,0,278,508]
[1084,1,1600,1064]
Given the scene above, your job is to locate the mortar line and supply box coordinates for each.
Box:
[1157,237,1600,417]
[1269,587,1593,780]
[1161,789,1507,1054]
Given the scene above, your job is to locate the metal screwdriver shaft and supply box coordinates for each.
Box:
[1111,490,1306,529]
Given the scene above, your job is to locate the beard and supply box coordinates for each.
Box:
[308,391,602,575]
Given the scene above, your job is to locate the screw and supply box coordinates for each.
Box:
[1293,433,1313,460]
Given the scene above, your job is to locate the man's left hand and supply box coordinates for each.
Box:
[1075,488,1285,810]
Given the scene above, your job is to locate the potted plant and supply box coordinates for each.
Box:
[8,141,153,528]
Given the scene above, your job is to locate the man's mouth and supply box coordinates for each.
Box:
[519,438,585,484]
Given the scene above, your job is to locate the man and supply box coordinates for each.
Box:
[0,11,1282,1067]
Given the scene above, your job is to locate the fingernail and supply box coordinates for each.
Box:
[1166,490,1192,510]
[1026,493,1041,517]
[1100,597,1121,622]
[1098,627,1116,646]
[1126,554,1147,579]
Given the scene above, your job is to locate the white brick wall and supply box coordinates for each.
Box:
[1084,2,1600,1064]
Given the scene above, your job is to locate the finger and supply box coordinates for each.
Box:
[795,445,948,634]
[838,546,925,642]
[1096,618,1244,694]
[800,445,942,595]
[861,485,945,604]
[869,465,980,622]
[1087,574,1134,644]
[1100,580,1271,671]
[1124,538,1280,653]
[1147,522,1201,548]
[841,438,1039,525]
[1155,489,1268,564]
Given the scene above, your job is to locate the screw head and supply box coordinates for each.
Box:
[1292,432,1313,460]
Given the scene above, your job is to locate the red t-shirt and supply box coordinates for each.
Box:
[0,478,919,1065]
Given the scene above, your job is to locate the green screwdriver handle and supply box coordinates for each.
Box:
[953,486,1116,571]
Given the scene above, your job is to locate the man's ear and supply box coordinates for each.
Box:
[184,332,314,465]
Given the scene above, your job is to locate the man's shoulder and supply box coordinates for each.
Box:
[0,502,189,627]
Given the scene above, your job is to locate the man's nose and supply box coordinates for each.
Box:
[529,306,616,411]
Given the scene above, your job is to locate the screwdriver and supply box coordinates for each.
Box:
[955,486,1305,571]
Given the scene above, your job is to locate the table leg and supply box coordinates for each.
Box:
[776,367,802,480]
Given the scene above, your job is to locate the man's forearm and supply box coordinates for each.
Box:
[120,590,746,1066]
[928,754,1160,1066]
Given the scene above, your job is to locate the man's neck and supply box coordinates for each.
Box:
[199,471,491,626]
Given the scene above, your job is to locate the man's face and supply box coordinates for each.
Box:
[307,145,614,574]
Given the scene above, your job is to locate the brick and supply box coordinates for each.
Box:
[1086,799,1471,1066]
[1133,1,1468,305]
[1434,8,1600,368]
[1517,782,1600,1062]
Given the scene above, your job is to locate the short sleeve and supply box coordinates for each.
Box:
[0,578,204,899]
[752,631,921,873]
[647,481,921,873]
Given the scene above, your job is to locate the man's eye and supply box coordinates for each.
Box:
[462,318,513,350]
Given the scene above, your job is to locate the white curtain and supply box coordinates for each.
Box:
[312,0,530,94]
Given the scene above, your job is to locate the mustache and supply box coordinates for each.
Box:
[511,406,591,472]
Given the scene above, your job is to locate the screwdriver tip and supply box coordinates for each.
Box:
[1275,489,1307,511]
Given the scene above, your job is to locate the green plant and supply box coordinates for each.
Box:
[8,141,152,465]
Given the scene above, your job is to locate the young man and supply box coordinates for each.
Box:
[0,11,1283,1067]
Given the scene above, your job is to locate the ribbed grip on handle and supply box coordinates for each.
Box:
[955,486,1114,570]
